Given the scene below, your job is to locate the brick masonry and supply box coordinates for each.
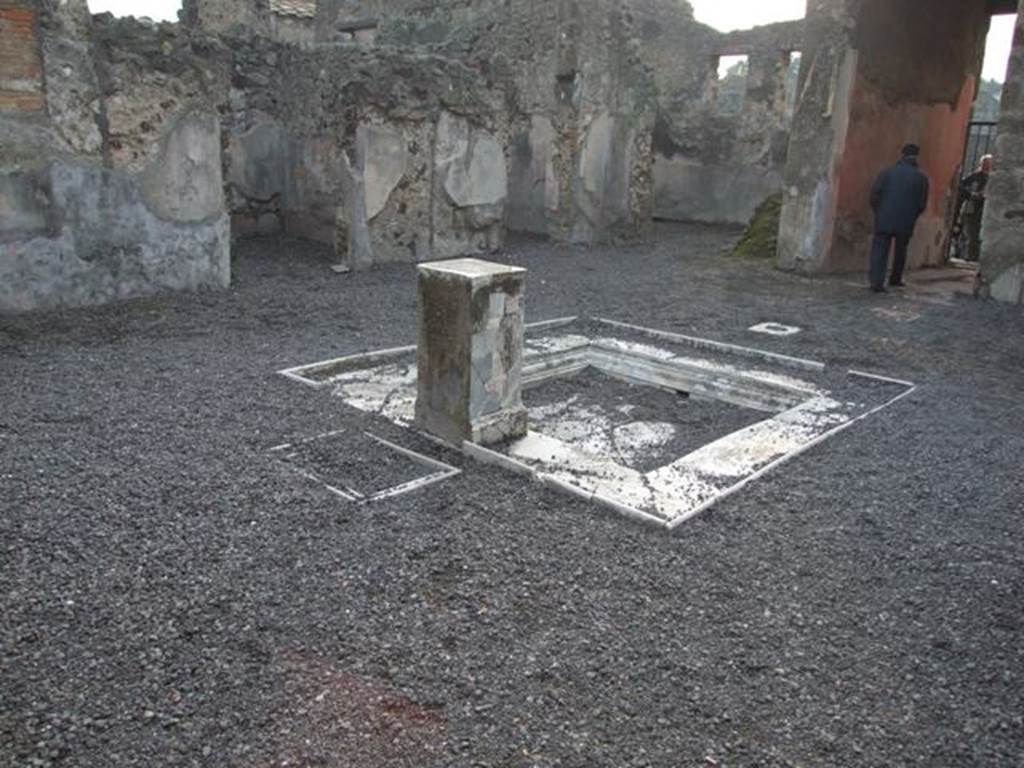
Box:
[0,1,44,112]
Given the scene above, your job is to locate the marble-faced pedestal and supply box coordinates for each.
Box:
[415,258,528,445]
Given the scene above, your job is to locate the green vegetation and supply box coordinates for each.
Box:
[731,193,782,259]
[972,79,1003,122]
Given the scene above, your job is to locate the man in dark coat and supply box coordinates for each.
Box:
[869,144,930,292]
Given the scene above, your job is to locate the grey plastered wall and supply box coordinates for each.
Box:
[980,4,1024,304]
[0,5,230,314]
[0,114,230,314]
[569,0,657,243]
[269,44,510,267]
[212,5,518,264]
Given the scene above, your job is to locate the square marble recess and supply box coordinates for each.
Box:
[280,318,915,531]
[269,430,460,503]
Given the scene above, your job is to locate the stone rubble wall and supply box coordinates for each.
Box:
[0,2,230,313]
[221,0,657,258]
[224,34,513,266]
[633,0,805,226]
[321,0,657,244]
[181,0,265,38]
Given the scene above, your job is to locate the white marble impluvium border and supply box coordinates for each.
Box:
[277,316,580,389]
[278,319,917,531]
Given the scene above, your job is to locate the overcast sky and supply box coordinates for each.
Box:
[90,0,180,21]
[89,0,1017,82]
[687,0,1016,83]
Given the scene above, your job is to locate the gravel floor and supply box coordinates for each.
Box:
[2,225,1023,767]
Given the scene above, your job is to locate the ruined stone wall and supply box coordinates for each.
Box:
[568,1,657,242]
[346,0,797,235]
[222,34,512,265]
[980,3,1024,304]
[221,34,289,238]
[634,0,805,226]
[182,0,265,37]
[266,12,314,44]
[184,0,317,43]
[197,0,656,252]
[285,46,511,265]
[330,0,656,244]
[0,2,230,313]
[776,0,856,273]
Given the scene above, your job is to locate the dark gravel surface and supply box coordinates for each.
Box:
[283,431,433,497]
[2,226,1023,767]
[524,370,767,472]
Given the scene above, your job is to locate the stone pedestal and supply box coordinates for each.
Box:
[415,258,528,445]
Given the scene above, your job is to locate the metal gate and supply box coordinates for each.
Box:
[949,121,1000,261]
[961,121,998,177]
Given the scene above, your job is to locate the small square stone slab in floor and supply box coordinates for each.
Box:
[748,322,802,336]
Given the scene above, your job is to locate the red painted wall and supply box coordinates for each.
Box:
[819,0,988,273]
[829,71,975,272]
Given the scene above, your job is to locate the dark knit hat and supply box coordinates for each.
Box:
[902,143,921,157]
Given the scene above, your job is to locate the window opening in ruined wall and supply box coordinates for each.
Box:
[87,0,182,22]
[715,54,748,117]
[783,52,802,122]
[958,13,1015,185]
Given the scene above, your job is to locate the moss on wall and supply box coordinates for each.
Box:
[731,193,782,259]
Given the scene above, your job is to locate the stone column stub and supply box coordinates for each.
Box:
[415,258,528,446]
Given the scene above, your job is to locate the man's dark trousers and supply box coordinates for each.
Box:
[870,232,910,289]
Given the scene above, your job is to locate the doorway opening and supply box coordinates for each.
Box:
[949,12,1015,264]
